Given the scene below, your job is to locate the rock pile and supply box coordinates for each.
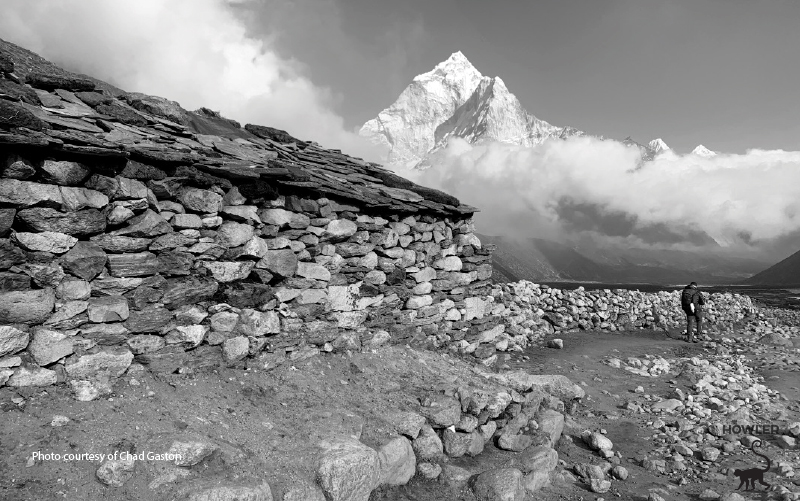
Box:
[313,371,579,501]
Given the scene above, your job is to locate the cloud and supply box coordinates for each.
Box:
[401,137,800,258]
[0,0,384,160]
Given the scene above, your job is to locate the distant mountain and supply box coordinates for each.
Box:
[742,249,800,286]
[481,234,769,285]
[361,52,674,168]
[360,52,585,168]
[691,144,717,157]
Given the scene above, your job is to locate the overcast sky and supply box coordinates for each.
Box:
[232,0,800,153]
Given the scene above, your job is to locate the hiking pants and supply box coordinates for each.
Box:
[685,312,702,338]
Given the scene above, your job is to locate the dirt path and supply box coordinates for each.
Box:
[376,328,800,501]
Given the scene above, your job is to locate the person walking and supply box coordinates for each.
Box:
[680,282,705,343]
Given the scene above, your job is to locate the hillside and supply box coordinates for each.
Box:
[743,248,800,286]
[481,234,768,285]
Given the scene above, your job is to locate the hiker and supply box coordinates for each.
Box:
[680,282,705,342]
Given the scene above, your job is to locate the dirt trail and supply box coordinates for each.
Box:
[376,328,800,501]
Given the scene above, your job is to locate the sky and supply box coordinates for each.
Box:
[230,0,800,154]
[2,0,800,263]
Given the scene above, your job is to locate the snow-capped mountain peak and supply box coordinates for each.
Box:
[648,138,670,153]
[360,52,583,168]
[692,144,717,157]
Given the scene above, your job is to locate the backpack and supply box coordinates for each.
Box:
[680,289,695,312]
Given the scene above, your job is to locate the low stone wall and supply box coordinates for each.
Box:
[0,153,494,397]
[491,280,756,337]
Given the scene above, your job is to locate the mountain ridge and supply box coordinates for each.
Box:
[360,52,688,168]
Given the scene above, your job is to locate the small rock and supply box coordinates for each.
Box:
[417,462,442,480]
[470,468,525,501]
[547,339,563,349]
[96,456,135,487]
[168,440,217,466]
[590,479,611,493]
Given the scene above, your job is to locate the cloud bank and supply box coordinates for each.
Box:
[404,137,800,259]
[0,0,383,160]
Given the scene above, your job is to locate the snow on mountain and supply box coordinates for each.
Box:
[648,138,670,154]
[358,51,483,168]
[691,144,717,157]
[361,51,711,169]
[360,52,583,168]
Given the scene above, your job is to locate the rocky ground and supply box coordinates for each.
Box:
[1,311,799,501]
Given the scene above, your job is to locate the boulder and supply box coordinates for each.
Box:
[420,395,462,427]
[470,468,526,501]
[220,205,260,223]
[384,411,427,439]
[516,446,559,474]
[216,221,254,248]
[0,288,55,324]
[64,349,133,380]
[0,179,63,207]
[13,231,77,253]
[165,325,208,348]
[316,437,380,501]
[55,279,91,300]
[377,437,416,486]
[179,187,223,213]
[17,208,106,235]
[7,366,57,387]
[0,208,14,237]
[411,425,443,460]
[41,160,90,186]
[114,210,172,238]
[59,186,109,211]
[126,335,165,354]
[203,261,254,283]
[234,309,280,336]
[161,276,218,308]
[88,296,130,323]
[441,465,472,489]
[28,327,74,366]
[123,307,173,333]
[107,252,161,277]
[0,325,30,357]
[60,241,107,280]
[257,249,298,278]
[536,410,565,444]
[90,234,151,253]
[222,336,250,362]
[296,262,332,281]
[324,219,358,240]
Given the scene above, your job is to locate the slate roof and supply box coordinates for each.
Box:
[0,38,477,217]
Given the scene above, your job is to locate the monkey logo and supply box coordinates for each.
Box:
[732,439,771,491]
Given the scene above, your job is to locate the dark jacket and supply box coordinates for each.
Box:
[680,285,705,314]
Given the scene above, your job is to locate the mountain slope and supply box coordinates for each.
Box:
[359,51,483,168]
[481,234,769,285]
[360,52,584,168]
[743,249,800,286]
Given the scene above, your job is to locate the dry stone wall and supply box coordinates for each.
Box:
[485,281,757,348]
[0,151,495,398]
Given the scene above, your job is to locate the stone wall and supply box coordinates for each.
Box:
[0,152,494,398]
[484,281,757,348]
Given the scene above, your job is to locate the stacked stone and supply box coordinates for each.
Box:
[489,281,757,340]
[0,152,494,396]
